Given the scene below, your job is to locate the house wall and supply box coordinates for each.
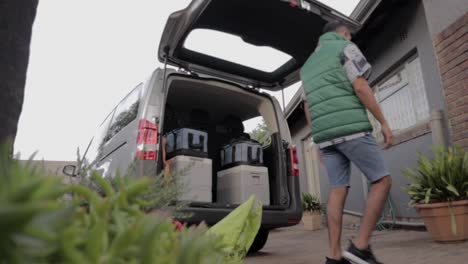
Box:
[432,12,468,151]
[422,0,468,37]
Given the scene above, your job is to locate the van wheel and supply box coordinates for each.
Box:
[248,229,269,254]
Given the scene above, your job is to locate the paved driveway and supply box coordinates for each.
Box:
[245,226,468,264]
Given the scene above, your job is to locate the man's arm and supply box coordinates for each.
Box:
[353,77,394,149]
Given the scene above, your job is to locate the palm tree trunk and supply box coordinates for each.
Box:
[0,0,39,151]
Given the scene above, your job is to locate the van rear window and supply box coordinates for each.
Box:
[104,83,143,142]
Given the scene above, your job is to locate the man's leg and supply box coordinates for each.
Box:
[321,146,351,260]
[327,187,349,259]
[354,176,391,249]
[338,135,391,263]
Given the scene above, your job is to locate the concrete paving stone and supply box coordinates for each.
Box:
[245,226,468,264]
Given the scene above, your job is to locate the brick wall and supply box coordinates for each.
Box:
[434,12,468,150]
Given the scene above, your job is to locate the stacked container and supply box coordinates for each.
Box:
[217,138,270,205]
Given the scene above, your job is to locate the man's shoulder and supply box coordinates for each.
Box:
[343,43,366,59]
[342,43,372,81]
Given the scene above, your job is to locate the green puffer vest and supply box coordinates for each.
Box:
[300,32,372,143]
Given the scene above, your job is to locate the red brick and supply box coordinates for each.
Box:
[453,130,468,141]
[454,138,468,150]
[447,95,467,111]
[438,39,468,66]
[445,86,466,104]
[442,59,468,81]
[438,37,467,59]
[443,69,468,87]
[438,42,468,66]
[434,34,445,46]
[435,28,467,53]
[440,51,468,74]
[448,101,457,112]
[452,123,465,134]
[444,82,463,97]
[452,112,468,125]
[448,104,468,119]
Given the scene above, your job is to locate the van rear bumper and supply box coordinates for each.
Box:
[179,207,303,230]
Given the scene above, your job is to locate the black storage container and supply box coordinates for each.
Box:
[220,139,263,168]
[165,128,208,159]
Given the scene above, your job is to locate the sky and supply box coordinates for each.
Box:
[15,0,359,161]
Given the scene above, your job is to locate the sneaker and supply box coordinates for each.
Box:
[342,242,383,264]
[326,257,351,264]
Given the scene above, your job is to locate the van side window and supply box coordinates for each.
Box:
[104,84,143,142]
[85,112,113,166]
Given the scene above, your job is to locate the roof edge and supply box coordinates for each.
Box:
[350,0,382,24]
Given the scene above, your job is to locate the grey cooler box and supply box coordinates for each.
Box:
[217,165,270,205]
[220,139,263,168]
[169,155,212,203]
[165,128,208,159]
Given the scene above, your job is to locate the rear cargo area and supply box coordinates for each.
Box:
[161,75,283,207]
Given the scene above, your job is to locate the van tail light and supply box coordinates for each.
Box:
[290,146,299,177]
[136,119,158,160]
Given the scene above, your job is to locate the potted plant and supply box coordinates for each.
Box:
[301,193,323,231]
[403,147,468,241]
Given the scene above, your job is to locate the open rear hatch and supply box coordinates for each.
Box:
[158,0,359,91]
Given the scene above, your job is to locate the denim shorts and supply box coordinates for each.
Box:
[320,135,390,188]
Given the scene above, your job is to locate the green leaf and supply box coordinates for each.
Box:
[424,188,432,204]
[85,220,107,263]
[446,184,460,197]
[91,172,114,197]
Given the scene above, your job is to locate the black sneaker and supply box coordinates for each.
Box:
[326,257,351,264]
[342,242,383,264]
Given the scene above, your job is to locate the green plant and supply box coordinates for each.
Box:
[403,146,468,236]
[301,193,322,213]
[403,147,468,205]
[0,145,225,263]
[70,147,188,217]
[249,121,271,146]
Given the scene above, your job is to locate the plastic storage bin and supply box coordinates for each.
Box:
[169,155,212,203]
[165,128,208,159]
[220,139,263,168]
[217,165,270,205]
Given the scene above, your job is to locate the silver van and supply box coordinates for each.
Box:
[66,0,357,252]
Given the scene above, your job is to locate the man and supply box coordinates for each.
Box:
[300,21,393,264]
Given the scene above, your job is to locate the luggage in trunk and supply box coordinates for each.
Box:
[169,155,212,203]
[220,139,263,168]
[165,128,208,159]
[217,165,270,205]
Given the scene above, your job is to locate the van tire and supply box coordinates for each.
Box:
[248,229,269,254]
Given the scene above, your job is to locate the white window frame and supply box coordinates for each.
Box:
[370,54,430,140]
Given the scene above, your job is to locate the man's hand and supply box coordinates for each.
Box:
[353,77,393,149]
[381,123,394,149]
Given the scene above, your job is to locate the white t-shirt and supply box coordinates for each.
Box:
[342,44,372,82]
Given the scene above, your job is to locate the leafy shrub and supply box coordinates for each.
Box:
[301,193,322,213]
[0,145,225,263]
[403,147,468,205]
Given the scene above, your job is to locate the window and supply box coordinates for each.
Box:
[184,29,292,72]
[85,113,113,166]
[104,84,143,142]
[371,55,429,134]
[245,117,271,146]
